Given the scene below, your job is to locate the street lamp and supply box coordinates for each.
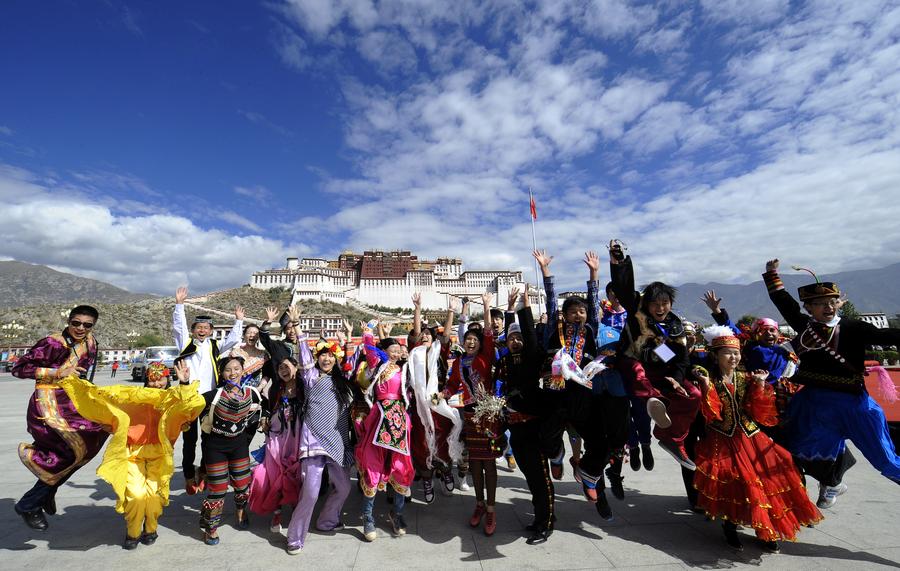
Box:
[2,320,25,361]
[126,330,141,364]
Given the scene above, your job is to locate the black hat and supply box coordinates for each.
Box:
[798,282,840,302]
[193,315,214,326]
[793,266,840,302]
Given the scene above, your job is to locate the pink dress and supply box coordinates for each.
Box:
[354,339,415,497]
[248,392,301,515]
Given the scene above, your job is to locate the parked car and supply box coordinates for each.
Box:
[131,346,179,382]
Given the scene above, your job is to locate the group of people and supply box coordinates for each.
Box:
[10,242,900,556]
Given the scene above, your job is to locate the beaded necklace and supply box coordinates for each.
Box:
[799,323,846,365]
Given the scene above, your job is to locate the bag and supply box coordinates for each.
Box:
[200,389,224,434]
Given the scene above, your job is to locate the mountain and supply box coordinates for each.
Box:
[0,260,155,308]
[674,263,900,324]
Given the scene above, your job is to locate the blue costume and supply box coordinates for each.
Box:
[764,268,900,486]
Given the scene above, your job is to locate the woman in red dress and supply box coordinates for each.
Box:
[693,326,822,553]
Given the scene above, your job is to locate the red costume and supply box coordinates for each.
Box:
[694,371,822,541]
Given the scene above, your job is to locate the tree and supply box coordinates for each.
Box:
[738,314,758,327]
[840,300,860,319]
[132,332,167,348]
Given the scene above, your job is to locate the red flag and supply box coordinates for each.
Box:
[529,192,537,220]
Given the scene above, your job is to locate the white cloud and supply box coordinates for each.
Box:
[0,165,308,295]
[233,185,273,200]
[0,125,13,136]
[262,0,900,291]
[699,0,789,25]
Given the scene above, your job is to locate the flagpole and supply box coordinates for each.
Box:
[529,188,545,309]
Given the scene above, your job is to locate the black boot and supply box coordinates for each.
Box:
[641,443,655,471]
[595,486,613,521]
[629,446,641,471]
[15,506,48,531]
[606,466,625,500]
[723,522,743,551]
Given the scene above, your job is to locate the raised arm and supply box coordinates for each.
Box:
[220,305,245,353]
[480,293,496,362]
[609,242,639,316]
[173,286,190,349]
[457,297,470,340]
[533,249,557,347]
[584,251,601,334]
[442,297,459,345]
[762,259,808,332]
[703,290,740,335]
[504,287,519,338]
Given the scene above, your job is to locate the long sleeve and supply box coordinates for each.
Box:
[542,274,558,348]
[609,256,640,316]
[699,382,723,423]
[763,270,809,333]
[587,279,600,336]
[12,337,66,381]
[296,334,319,386]
[158,383,206,443]
[743,381,778,427]
[219,318,244,354]
[856,320,900,347]
[173,304,189,350]
[713,309,740,336]
[457,315,468,342]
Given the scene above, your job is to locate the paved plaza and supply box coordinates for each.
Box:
[1,370,898,570]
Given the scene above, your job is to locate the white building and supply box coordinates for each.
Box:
[859,312,889,329]
[251,251,542,311]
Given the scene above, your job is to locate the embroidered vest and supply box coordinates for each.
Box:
[177,338,221,383]
[707,372,760,438]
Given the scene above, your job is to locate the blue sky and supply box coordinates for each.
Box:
[2,1,899,296]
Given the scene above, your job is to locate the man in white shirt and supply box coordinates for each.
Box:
[173,286,244,493]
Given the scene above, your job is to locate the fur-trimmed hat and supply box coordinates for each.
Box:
[702,325,740,351]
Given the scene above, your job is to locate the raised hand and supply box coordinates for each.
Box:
[481,292,493,312]
[265,306,279,322]
[532,249,553,276]
[174,360,191,384]
[234,305,245,321]
[522,284,531,308]
[412,293,422,308]
[608,239,626,264]
[287,305,300,322]
[702,290,722,314]
[343,319,353,337]
[507,288,520,311]
[765,259,779,272]
[584,250,600,280]
[336,330,347,345]
[175,286,188,304]
[448,296,461,314]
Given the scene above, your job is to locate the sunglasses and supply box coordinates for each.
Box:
[69,320,95,329]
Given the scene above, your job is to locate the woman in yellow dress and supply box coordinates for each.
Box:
[58,361,205,549]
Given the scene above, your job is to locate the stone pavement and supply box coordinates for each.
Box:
[1,371,898,570]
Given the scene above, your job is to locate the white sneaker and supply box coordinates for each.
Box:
[646,398,672,429]
[456,473,470,492]
[817,482,848,509]
[270,510,282,533]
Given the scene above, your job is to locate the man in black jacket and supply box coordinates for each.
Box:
[764,259,900,507]
[497,287,555,544]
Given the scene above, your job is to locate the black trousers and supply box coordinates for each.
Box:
[510,420,555,529]
[681,411,706,507]
[797,448,857,487]
[182,417,202,480]
[16,478,66,514]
